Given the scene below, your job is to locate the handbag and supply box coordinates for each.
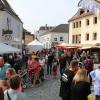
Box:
[7,91,11,100]
[88,94,94,100]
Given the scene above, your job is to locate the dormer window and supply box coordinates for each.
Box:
[87,10,89,12]
[80,9,84,15]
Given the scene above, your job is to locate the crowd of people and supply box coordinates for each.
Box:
[0,48,100,100]
[58,50,100,100]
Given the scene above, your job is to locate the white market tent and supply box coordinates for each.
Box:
[27,39,43,52]
[0,43,21,54]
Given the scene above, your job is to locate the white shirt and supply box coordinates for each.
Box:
[4,89,28,100]
[39,59,45,66]
[90,68,100,95]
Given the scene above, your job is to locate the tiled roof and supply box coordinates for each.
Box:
[96,0,100,3]
[0,0,22,23]
[39,26,54,30]
[68,9,93,22]
[23,29,34,36]
[50,24,69,33]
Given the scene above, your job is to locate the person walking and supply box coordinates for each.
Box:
[71,68,91,100]
[59,54,67,76]
[0,56,11,80]
[47,52,54,75]
[59,66,75,100]
[90,66,100,100]
[52,57,58,78]
[4,75,27,100]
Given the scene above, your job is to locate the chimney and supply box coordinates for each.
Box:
[45,24,47,30]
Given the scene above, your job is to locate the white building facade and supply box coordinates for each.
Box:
[40,32,69,49]
[0,0,23,49]
[39,24,69,49]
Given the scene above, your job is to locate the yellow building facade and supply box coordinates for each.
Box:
[69,9,100,46]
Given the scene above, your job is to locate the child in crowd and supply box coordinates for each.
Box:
[39,57,45,82]
[52,57,58,78]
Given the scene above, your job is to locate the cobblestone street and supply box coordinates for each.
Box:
[24,64,99,100]
[24,76,61,100]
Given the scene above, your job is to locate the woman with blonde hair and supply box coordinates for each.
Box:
[71,68,91,100]
[6,68,16,79]
[6,68,22,92]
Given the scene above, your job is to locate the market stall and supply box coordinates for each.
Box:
[0,43,21,54]
[27,39,43,53]
[79,44,100,63]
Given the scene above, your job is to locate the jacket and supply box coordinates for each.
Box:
[59,69,74,98]
[71,81,91,100]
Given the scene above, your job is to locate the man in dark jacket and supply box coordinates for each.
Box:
[59,67,75,100]
[59,54,67,76]
[47,52,54,75]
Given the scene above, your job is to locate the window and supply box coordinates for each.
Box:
[7,17,11,30]
[86,33,89,40]
[72,35,75,43]
[93,17,97,24]
[60,37,63,41]
[86,19,89,25]
[76,35,78,43]
[80,10,84,15]
[77,34,81,43]
[93,33,97,40]
[73,23,75,28]
[78,34,81,43]
[76,22,78,28]
[79,21,81,27]
[54,38,57,41]
[87,10,89,12]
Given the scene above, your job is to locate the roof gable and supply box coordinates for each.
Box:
[68,9,92,22]
[50,24,69,33]
[0,0,22,23]
[96,0,100,3]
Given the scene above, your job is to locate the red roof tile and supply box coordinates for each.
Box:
[68,9,93,22]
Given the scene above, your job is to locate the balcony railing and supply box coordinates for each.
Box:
[2,29,13,36]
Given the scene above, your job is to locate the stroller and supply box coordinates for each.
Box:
[19,69,33,89]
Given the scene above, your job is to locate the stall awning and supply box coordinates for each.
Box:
[0,43,21,54]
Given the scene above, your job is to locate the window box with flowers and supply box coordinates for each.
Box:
[2,29,13,36]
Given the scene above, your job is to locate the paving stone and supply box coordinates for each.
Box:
[24,75,61,100]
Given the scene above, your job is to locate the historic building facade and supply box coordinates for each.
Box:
[39,24,69,49]
[69,8,100,45]
[0,0,23,49]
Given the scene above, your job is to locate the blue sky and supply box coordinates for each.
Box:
[7,0,80,32]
